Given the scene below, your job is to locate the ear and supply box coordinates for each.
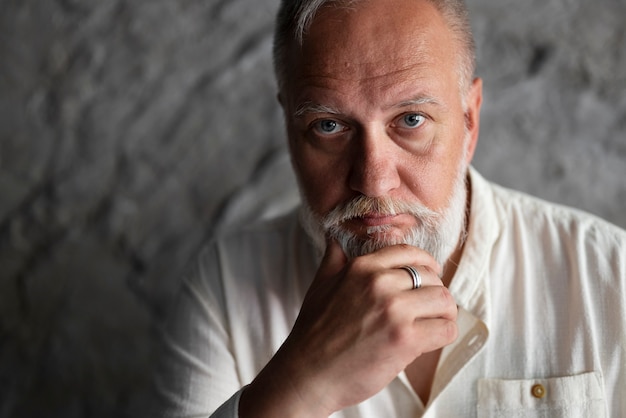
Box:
[464,77,483,165]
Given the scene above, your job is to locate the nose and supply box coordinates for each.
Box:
[348,129,401,197]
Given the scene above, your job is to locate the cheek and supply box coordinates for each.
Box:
[290,140,350,215]
[403,142,465,210]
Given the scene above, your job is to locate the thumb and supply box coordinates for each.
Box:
[315,237,347,283]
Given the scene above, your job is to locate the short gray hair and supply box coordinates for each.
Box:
[272,0,476,96]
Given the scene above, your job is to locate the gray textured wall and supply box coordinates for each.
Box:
[0,0,624,416]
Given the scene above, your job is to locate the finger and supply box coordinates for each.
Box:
[383,285,457,325]
[391,265,443,292]
[315,237,348,282]
[361,244,442,277]
[412,318,459,354]
[403,285,458,321]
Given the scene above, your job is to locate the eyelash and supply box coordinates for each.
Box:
[400,112,429,127]
[308,112,428,137]
[312,119,347,135]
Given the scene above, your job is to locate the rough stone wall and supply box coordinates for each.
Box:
[471,0,626,227]
[0,0,624,416]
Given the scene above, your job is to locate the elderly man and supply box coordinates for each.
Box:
[153,0,626,416]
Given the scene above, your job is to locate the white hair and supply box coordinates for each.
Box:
[272,0,476,96]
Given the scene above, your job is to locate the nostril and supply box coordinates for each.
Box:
[348,158,401,197]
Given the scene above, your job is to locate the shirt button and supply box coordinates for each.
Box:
[531,383,546,399]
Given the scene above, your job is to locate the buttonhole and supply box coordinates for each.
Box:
[467,334,480,346]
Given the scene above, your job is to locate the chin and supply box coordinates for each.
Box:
[365,224,406,240]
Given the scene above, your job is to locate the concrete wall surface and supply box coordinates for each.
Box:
[0,0,624,416]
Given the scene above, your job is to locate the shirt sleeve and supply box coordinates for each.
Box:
[151,241,243,417]
[209,389,244,418]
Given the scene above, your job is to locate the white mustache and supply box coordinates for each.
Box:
[321,195,440,231]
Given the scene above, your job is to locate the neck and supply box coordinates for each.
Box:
[441,175,472,288]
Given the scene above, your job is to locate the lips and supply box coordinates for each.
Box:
[336,213,417,239]
[358,213,400,227]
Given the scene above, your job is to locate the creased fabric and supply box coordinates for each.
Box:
[152,168,626,417]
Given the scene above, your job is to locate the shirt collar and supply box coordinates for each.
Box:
[448,167,501,325]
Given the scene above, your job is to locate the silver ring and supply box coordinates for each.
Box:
[401,265,422,289]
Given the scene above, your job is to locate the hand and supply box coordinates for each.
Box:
[240,239,458,417]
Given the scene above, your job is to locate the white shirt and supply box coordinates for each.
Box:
[153,168,626,417]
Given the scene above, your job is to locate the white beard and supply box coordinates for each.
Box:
[299,157,469,267]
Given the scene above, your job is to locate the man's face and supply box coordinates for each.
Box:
[281,0,482,263]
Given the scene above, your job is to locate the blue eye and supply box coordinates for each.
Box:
[314,119,346,135]
[401,113,426,128]
[320,120,337,132]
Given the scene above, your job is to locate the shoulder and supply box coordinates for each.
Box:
[210,209,302,262]
[470,167,626,250]
[196,209,300,267]
[482,177,626,284]
[193,209,315,294]
[490,180,626,246]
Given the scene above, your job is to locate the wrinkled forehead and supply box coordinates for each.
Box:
[286,0,459,90]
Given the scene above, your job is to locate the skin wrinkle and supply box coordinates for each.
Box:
[291,86,450,128]
[237,2,484,414]
[299,132,470,263]
[298,58,434,82]
[294,60,436,99]
[295,96,443,119]
[306,4,434,76]
[283,0,482,275]
[273,0,476,98]
[289,49,457,136]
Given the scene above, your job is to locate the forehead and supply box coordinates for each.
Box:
[284,0,461,107]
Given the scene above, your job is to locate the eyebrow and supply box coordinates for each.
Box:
[293,95,442,118]
[393,96,441,109]
[293,101,341,118]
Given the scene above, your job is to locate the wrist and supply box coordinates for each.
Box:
[238,347,332,418]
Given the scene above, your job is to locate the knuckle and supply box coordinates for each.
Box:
[346,256,367,273]
[401,244,424,259]
[437,286,455,306]
[443,320,458,343]
[368,271,389,293]
[379,294,402,321]
[423,266,444,283]
[357,271,386,301]
[387,321,411,346]
[379,296,412,345]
